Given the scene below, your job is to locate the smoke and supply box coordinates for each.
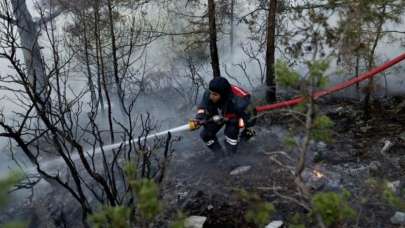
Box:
[0,139,12,178]
[0,0,405,179]
[0,139,28,179]
[144,0,405,100]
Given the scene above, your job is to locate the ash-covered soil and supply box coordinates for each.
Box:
[162,97,405,227]
[1,95,404,228]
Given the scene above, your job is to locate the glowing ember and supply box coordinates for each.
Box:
[313,170,324,178]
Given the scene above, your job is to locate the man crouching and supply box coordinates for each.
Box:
[190,77,255,154]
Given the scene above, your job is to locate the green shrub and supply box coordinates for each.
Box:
[366,178,405,210]
[382,185,405,210]
[311,115,334,142]
[124,162,161,221]
[288,213,307,228]
[245,201,275,227]
[133,179,162,221]
[307,60,330,87]
[89,163,162,227]
[0,171,23,207]
[2,221,28,228]
[170,212,186,228]
[275,61,301,88]
[236,189,276,227]
[0,171,27,228]
[89,206,131,228]
[283,135,298,150]
[311,191,356,226]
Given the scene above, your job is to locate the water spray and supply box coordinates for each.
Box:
[29,123,193,174]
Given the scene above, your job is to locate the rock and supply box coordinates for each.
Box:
[360,125,372,133]
[265,220,283,228]
[369,161,382,177]
[185,216,207,228]
[381,140,394,154]
[313,151,324,163]
[390,212,405,225]
[230,165,251,175]
[386,180,401,193]
[317,141,327,151]
[335,106,344,113]
[399,132,405,142]
[177,191,189,201]
[347,166,369,177]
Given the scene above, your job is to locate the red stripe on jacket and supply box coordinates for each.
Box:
[231,85,249,97]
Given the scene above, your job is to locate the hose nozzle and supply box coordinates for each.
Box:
[188,119,201,131]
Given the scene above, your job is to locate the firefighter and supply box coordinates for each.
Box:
[190,77,256,153]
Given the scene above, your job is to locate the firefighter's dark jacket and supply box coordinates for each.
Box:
[197,86,251,122]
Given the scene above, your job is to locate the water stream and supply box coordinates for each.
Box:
[26,123,191,175]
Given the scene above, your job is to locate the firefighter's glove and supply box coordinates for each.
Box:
[195,113,207,121]
[240,128,256,141]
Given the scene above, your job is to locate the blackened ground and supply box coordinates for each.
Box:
[162,96,405,228]
[1,93,404,228]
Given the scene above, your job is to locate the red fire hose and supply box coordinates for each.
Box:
[255,52,405,113]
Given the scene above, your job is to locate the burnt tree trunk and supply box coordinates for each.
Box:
[11,0,48,99]
[265,0,277,102]
[208,0,221,78]
[230,0,235,53]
